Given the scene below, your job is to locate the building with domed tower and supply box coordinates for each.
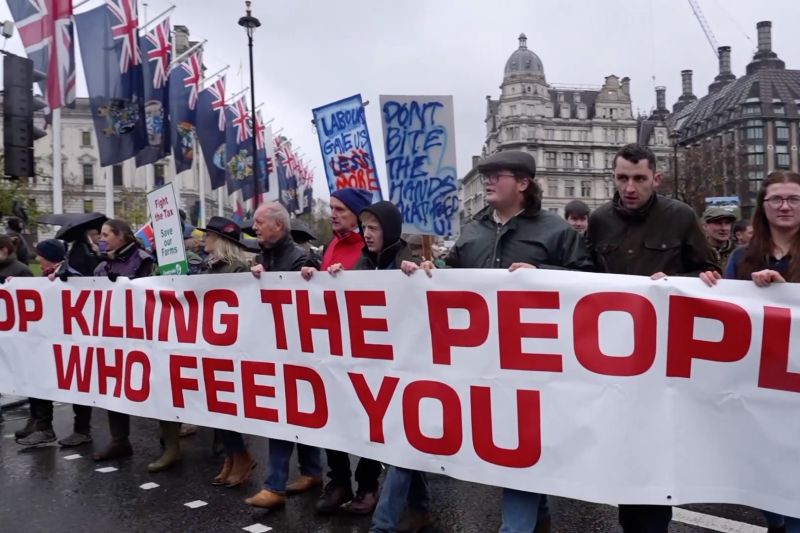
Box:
[460,33,639,226]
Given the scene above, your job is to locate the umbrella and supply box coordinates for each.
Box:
[55,213,109,243]
[290,219,317,244]
[240,237,261,253]
[240,219,256,237]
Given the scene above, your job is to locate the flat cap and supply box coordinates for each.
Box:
[702,207,737,223]
[476,150,536,177]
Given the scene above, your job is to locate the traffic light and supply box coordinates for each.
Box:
[3,53,47,179]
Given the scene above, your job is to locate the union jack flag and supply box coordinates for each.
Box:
[181,51,202,110]
[281,144,297,177]
[254,110,266,151]
[144,18,170,89]
[7,0,75,110]
[230,97,251,144]
[207,75,226,131]
[108,0,140,74]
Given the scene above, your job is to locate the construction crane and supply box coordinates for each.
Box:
[687,0,720,57]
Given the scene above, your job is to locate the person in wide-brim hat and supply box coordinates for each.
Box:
[197,216,247,247]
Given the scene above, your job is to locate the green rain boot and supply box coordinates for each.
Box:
[148,421,182,473]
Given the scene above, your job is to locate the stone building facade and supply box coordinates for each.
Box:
[460,34,638,225]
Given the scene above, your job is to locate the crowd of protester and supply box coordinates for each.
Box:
[0,143,796,533]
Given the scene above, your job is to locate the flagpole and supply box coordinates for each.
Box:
[105,166,114,218]
[195,137,206,227]
[201,65,229,89]
[140,5,175,33]
[169,40,207,70]
[217,187,224,217]
[52,108,63,214]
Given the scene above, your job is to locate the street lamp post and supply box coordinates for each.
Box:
[238,0,261,212]
[669,130,682,201]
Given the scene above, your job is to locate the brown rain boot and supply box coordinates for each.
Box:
[212,457,233,486]
[225,451,257,487]
[148,421,182,473]
[93,411,132,461]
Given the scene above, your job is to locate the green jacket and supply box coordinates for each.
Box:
[205,257,248,274]
[0,254,33,278]
[586,194,720,276]
[447,206,593,270]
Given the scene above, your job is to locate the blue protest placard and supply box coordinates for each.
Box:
[379,95,459,236]
[312,94,382,202]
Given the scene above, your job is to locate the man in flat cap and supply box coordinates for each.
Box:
[701,207,737,268]
[401,149,592,533]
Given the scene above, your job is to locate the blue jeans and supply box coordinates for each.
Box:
[764,511,800,533]
[263,439,321,493]
[500,489,544,533]
[371,467,430,532]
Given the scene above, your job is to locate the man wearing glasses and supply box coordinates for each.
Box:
[402,149,592,533]
[446,150,593,272]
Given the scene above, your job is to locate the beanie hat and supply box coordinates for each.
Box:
[35,239,66,263]
[330,188,373,216]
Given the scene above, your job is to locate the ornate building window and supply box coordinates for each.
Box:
[776,145,790,168]
[82,164,94,186]
[547,179,558,197]
[776,121,790,141]
[744,120,764,140]
[581,181,592,198]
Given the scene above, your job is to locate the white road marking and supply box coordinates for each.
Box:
[184,500,207,509]
[3,434,14,439]
[673,507,766,533]
[139,482,159,490]
[242,525,272,533]
[63,454,82,461]
[95,467,118,473]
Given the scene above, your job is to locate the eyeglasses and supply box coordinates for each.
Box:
[479,172,516,185]
[764,195,800,209]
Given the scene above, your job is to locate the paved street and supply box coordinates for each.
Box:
[0,402,771,533]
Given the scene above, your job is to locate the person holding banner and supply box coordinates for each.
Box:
[300,188,377,514]
[586,144,719,533]
[700,170,800,533]
[16,239,93,448]
[328,200,426,527]
[198,217,258,487]
[402,150,592,533]
[91,220,156,463]
[246,202,322,510]
[321,188,373,269]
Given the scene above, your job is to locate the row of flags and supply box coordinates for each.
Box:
[6,0,313,212]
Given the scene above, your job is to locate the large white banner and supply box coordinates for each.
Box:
[0,270,798,517]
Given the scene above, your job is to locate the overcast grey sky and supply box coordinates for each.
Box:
[2,0,799,200]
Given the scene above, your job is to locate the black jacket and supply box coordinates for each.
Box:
[67,240,101,276]
[354,201,414,270]
[586,194,719,276]
[447,205,593,270]
[256,234,308,272]
[0,254,33,279]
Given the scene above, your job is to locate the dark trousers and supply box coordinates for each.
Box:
[107,411,130,441]
[326,449,382,493]
[220,430,246,455]
[619,504,672,533]
[29,398,92,434]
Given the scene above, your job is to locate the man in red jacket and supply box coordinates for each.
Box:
[300,187,380,515]
[318,188,372,271]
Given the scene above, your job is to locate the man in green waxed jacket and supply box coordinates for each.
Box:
[447,151,593,272]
